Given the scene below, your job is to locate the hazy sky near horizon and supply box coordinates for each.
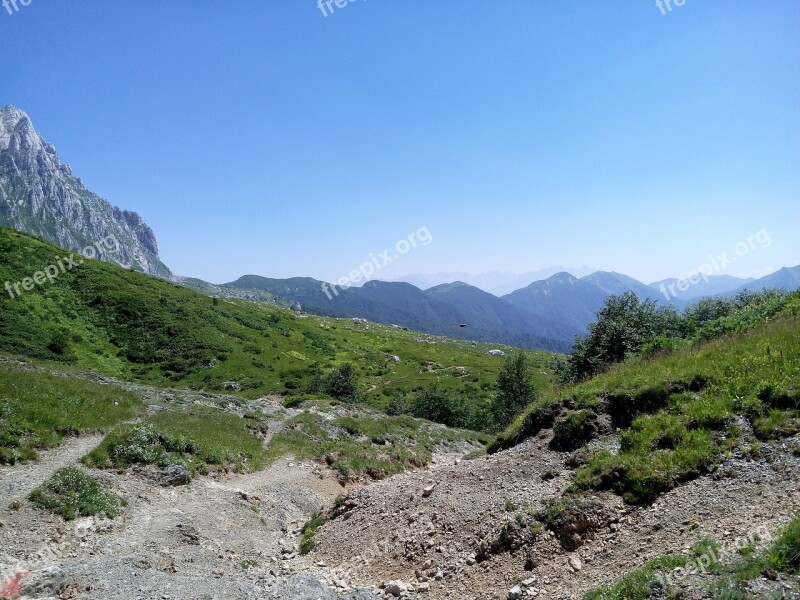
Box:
[3,1,799,285]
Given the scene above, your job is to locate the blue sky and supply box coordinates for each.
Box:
[2,1,799,285]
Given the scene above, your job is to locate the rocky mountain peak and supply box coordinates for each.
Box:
[0,105,170,277]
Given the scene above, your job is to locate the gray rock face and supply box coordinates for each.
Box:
[0,105,170,277]
[273,573,337,599]
[18,566,67,597]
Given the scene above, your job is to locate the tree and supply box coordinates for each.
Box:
[562,292,678,381]
[493,352,536,428]
[324,363,359,402]
[412,386,459,426]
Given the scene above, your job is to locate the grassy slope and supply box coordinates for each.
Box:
[0,365,142,463]
[0,358,486,478]
[491,293,800,503]
[0,227,554,405]
[0,227,504,476]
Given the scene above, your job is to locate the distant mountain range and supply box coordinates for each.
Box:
[2,104,798,353]
[225,275,570,351]
[223,267,800,352]
[386,267,597,296]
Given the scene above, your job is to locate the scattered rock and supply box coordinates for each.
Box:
[384,580,408,596]
[568,555,583,571]
[18,566,67,598]
[274,573,337,599]
[159,465,191,487]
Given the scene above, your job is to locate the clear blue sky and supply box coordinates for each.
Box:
[3,1,799,285]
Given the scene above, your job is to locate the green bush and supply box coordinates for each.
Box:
[324,363,359,402]
[493,352,536,427]
[29,466,125,520]
[563,292,680,382]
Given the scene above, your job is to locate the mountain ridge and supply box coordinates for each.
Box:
[0,105,170,277]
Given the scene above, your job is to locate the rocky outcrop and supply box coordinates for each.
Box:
[0,105,170,277]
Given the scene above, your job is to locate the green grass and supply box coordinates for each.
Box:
[265,409,485,480]
[29,466,125,520]
[587,515,800,600]
[493,293,800,504]
[300,512,327,554]
[551,409,596,450]
[0,364,142,464]
[83,407,269,475]
[0,227,555,428]
[583,554,688,600]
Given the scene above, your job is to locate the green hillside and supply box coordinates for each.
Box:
[0,227,554,409]
[491,290,800,504]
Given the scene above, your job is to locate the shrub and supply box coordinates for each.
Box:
[562,293,679,381]
[493,352,536,427]
[412,386,460,427]
[324,363,359,402]
[29,467,125,520]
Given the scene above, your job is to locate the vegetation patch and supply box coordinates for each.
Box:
[551,409,598,451]
[0,227,554,428]
[29,466,125,520]
[537,494,616,551]
[299,512,327,554]
[488,399,561,453]
[266,409,484,481]
[585,515,800,599]
[0,365,142,464]
[497,291,800,504]
[84,408,269,474]
[582,554,688,600]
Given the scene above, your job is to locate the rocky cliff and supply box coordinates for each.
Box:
[0,105,170,277]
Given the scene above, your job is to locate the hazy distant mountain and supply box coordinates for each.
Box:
[424,281,568,341]
[222,264,800,353]
[503,272,609,337]
[0,105,170,277]
[387,266,597,296]
[649,274,752,301]
[724,266,800,297]
[581,271,664,303]
[225,275,570,352]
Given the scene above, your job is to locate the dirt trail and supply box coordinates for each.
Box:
[0,435,103,500]
[0,426,797,599]
[0,441,355,599]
